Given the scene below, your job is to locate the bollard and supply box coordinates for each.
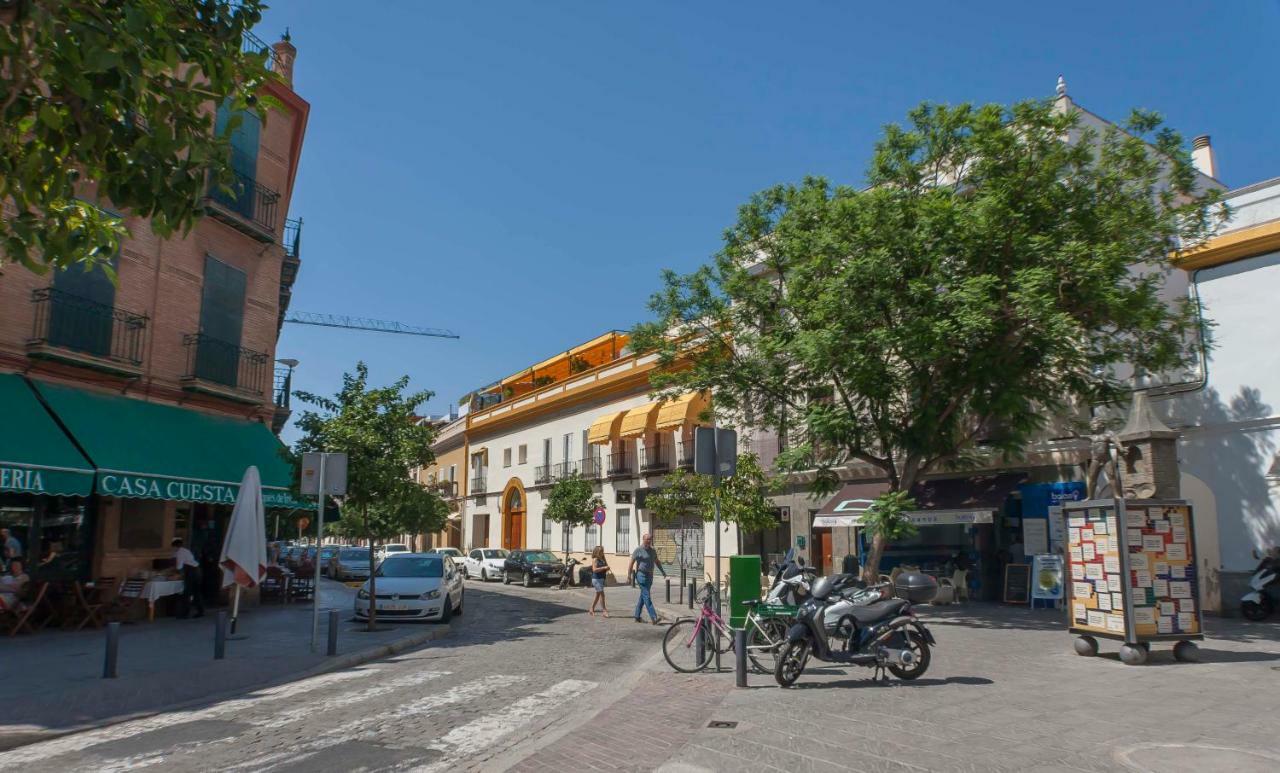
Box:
[735,628,748,687]
[327,609,339,656]
[665,578,671,604]
[695,626,706,667]
[687,581,694,609]
[214,610,228,660]
[102,622,120,678]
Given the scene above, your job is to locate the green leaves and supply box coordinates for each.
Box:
[644,453,779,534]
[543,474,603,530]
[1,0,278,273]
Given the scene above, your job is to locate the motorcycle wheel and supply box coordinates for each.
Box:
[663,619,714,673]
[1241,596,1272,621]
[774,640,809,687]
[747,618,790,674]
[888,630,931,680]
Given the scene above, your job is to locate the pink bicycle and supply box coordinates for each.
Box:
[661,585,791,673]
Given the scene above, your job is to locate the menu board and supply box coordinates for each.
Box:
[1125,503,1199,637]
[1003,563,1031,604]
[1066,504,1127,636]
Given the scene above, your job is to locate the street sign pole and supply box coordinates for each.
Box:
[310,453,326,653]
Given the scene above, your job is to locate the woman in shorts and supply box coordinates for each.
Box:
[588,546,609,618]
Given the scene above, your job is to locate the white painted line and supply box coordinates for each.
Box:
[257,670,449,728]
[410,679,598,771]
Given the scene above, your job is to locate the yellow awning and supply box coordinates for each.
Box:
[587,411,627,445]
[654,392,710,432]
[618,402,661,439]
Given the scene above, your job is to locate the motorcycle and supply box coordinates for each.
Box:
[774,571,938,687]
[1240,548,1280,621]
[764,550,816,607]
[557,558,582,590]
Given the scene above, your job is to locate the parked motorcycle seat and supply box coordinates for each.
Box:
[848,599,909,625]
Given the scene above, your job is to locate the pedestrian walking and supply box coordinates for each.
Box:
[587,546,609,618]
[628,533,667,624]
[172,538,204,619]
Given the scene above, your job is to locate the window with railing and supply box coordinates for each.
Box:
[616,508,631,553]
[282,217,302,260]
[183,333,268,395]
[470,476,487,497]
[582,453,603,479]
[640,440,669,472]
[208,168,279,233]
[30,288,147,366]
[541,519,552,550]
[586,524,598,551]
[554,460,579,480]
[534,465,552,485]
[677,438,695,469]
[561,522,572,554]
[608,450,632,476]
[273,366,292,410]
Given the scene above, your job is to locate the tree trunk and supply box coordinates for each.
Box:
[862,532,888,584]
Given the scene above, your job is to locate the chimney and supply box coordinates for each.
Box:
[271,30,297,87]
[1191,135,1217,179]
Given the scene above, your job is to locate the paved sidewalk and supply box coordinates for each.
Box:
[0,579,451,750]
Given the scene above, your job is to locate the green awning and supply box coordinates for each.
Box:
[0,374,95,497]
[33,380,307,507]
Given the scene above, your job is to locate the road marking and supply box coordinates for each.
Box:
[409,679,598,771]
[0,667,375,768]
[256,670,449,728]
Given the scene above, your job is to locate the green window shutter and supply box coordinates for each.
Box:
[195,256,247,386]
[49,251,119,358]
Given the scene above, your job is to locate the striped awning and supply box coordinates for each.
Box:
[618,402,661,439]
[587,410,627,445]
[654,392,709,432]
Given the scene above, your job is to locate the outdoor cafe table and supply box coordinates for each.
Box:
[119,577,185,621]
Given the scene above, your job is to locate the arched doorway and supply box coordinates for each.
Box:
[501,478,527,550]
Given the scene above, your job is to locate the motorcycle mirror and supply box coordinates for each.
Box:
[1254,548,1261,560]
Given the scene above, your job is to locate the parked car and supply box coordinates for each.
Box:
[377,543,411,562]
[284,546,307,570]
[354,553,464,622]
[330,547,373,582]
[502,550,566,587]
[463,548,508,581]
[431,547,465,563]
[318,546,340,577]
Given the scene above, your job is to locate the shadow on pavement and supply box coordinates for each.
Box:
[792,674,995,689]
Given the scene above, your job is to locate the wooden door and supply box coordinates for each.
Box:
[814,529,833,576]
[503,510,525,550]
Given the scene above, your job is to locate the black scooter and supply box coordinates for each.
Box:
[774,572,938,687]
[557,558,582,590]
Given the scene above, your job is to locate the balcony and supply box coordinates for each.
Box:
[554,460,580,480]
[180,334,269,404]
[676,439,695,470]
[470,477,487,501]
[607,452,633,477]
[242,29,285,71]
[27,288,148,377]
[206,168,280,242]
[271,366,293,434]
[640,446,670,474]
[581,456,604,479]
[534,465,552,485]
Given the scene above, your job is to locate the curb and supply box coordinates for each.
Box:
[0,620,454,752]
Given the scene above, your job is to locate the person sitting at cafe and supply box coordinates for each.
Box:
[0,558,30,611]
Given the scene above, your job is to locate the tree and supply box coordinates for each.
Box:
[632,100,1225,580]
[542,474,602,557]
[1,0,279,273]
[645,453,780,536]
[293,363,436,630]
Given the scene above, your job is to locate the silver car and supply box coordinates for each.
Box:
[355,553,464,622]
[330,547,373,582]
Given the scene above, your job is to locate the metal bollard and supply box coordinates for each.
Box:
[695,626,706,667]
[327,609,339,656]
[102,622,120,678]
[735,628,748,687]
[687,581,694,609]
[665,578,671,604]
[214,611,227,660]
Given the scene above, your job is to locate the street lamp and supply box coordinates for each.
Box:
[275,359,299,408]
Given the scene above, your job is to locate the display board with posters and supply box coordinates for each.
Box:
[1064,499,1202,665]
[1031,554,1064,603]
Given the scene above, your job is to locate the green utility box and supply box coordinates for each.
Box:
[729,554,763,628]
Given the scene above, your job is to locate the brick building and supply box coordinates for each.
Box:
[0,32,310,600]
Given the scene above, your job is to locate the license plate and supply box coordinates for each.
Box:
[383,603,408,611]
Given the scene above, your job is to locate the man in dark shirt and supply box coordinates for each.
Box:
[627,533,667,624]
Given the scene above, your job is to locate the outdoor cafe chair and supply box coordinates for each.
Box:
[4,582,50,636]
[70,580,106,630]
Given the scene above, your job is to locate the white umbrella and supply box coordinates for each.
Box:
[221,466,268,629]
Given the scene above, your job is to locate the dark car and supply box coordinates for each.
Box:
[318,546,340,576]
[502,550,566,587]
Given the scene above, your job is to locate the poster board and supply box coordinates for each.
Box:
[1003,563,1031,604]
[1031,554,1063,602]
[1023,518,1048,556]
[1065,499,1202,642]
[1047,505,1067,553]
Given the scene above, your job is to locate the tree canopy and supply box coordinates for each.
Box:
[645,453,779,534]
[631,100,1224,577]
[543,474,603,554]
[0,0,279,274]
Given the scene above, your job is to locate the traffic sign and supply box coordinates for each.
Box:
[593,505,606,525]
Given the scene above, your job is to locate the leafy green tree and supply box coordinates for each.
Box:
[293,363,436,629]
[0,0,279,273]
[632,100,1224,579]
[543,473,602,557]
[645,453,779,535]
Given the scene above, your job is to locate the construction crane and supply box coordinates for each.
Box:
[284,311,459,340]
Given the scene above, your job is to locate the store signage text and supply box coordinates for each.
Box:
[0,466,46,493]
[99,474,238,503]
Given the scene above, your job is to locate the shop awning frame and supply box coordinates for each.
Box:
[587,410,627,445]
[618,402,661,439]
[0,374,95,497]
[654,392,710,433]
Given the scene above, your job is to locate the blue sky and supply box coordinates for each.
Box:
[258,1,1279,440]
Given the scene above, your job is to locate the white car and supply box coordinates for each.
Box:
[376,543,411,562]
[431,547,465,563]
[355,553,464,623]
[463,548,509,581]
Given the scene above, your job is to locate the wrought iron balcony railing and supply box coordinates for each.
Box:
[470,477,487,498]
[676,439,695,469]
[607,452,633,477]
[242,28,285,70]
[534,465,552,485]
[640,446,670,473]
[282,217,302,260]
[28,288,148,369]
[273,366,292,409]
[581,456,603,479]
[182,333,269,396]
[553,460,580,480]
[207,168,280,235]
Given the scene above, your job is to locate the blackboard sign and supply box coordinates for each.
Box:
[1003,563,1031,604]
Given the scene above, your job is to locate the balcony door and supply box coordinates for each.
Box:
[195,256,247,387]
[49,254,118,358]
[214,102,261,219]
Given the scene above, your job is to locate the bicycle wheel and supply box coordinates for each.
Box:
[662,618,715,673]
[746,617,790,674]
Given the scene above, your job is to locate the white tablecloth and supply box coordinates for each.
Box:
[120,578,186,603]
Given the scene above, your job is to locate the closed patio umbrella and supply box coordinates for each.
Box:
[220,466,268,631]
